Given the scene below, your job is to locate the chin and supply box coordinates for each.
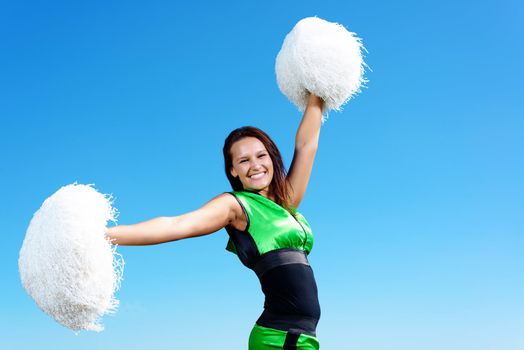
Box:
[245,183,269,191]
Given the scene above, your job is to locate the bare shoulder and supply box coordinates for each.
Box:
[206,192,240,225]
[212,192,247,230]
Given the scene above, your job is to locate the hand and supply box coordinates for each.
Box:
[104,227,116,243]
[306,91,324,109]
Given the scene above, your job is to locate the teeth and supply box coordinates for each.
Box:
[250,172,265,179]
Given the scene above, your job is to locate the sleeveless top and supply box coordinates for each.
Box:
[223,189,314,267]
[223,188,321,336]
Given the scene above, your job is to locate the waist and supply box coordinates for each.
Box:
[253,248,310,278]
[253,248,321,333]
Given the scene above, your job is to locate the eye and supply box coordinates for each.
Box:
[258,154,267,158]
[240,160,247,163]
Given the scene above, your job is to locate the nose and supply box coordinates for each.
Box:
[249,160,264,171]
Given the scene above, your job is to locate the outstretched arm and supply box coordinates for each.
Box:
[105,193,236,246]
[287,93,324,208]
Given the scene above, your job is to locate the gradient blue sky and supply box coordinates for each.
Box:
[1,1,523,349]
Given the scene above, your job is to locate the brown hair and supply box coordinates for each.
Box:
[223,126,297,216]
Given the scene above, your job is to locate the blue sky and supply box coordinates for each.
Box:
[1,1,523,349]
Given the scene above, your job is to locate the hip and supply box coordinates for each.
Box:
[249,324,319,350]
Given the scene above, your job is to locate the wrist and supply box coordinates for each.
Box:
[307,93,324,108]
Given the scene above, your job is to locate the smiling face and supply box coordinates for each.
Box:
[229,136,274,196]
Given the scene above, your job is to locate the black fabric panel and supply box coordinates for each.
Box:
[260,263,321,320]
[256,309,318,337]
[224,225,260,268]
[224,192,260,268]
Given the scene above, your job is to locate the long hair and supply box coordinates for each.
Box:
[223,126,297,216]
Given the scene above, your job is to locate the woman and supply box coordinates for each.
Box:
[105,93,324,349]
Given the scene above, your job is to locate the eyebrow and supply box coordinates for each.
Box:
[236,150,267,160]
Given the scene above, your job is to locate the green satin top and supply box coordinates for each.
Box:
[225,190,314,256]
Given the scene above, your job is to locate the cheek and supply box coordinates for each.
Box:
[239,164,250,175]
[233,164,243,177]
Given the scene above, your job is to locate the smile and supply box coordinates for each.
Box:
[249,172,266,179]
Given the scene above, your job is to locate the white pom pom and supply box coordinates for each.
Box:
[18,183,124,332]
[275,16,368,119]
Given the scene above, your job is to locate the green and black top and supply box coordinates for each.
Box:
[225,189,313,261]
[224,188,321,337]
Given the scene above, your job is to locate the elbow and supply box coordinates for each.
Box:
[149,216,181,245]
[295,143,318,154]
[295,134,319,152]
[164,216,183,242]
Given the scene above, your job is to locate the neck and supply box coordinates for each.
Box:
[245,187,274,201]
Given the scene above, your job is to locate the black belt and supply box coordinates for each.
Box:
[253,248,310,279]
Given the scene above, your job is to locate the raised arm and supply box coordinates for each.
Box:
[104,193,237,246]
[286,93,324,208]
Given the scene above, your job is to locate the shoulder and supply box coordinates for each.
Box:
[209,192,239,207]
[210,192,243,224]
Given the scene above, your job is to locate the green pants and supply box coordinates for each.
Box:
[248,324,320,350]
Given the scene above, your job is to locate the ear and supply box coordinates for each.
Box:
[230,167,238,178]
